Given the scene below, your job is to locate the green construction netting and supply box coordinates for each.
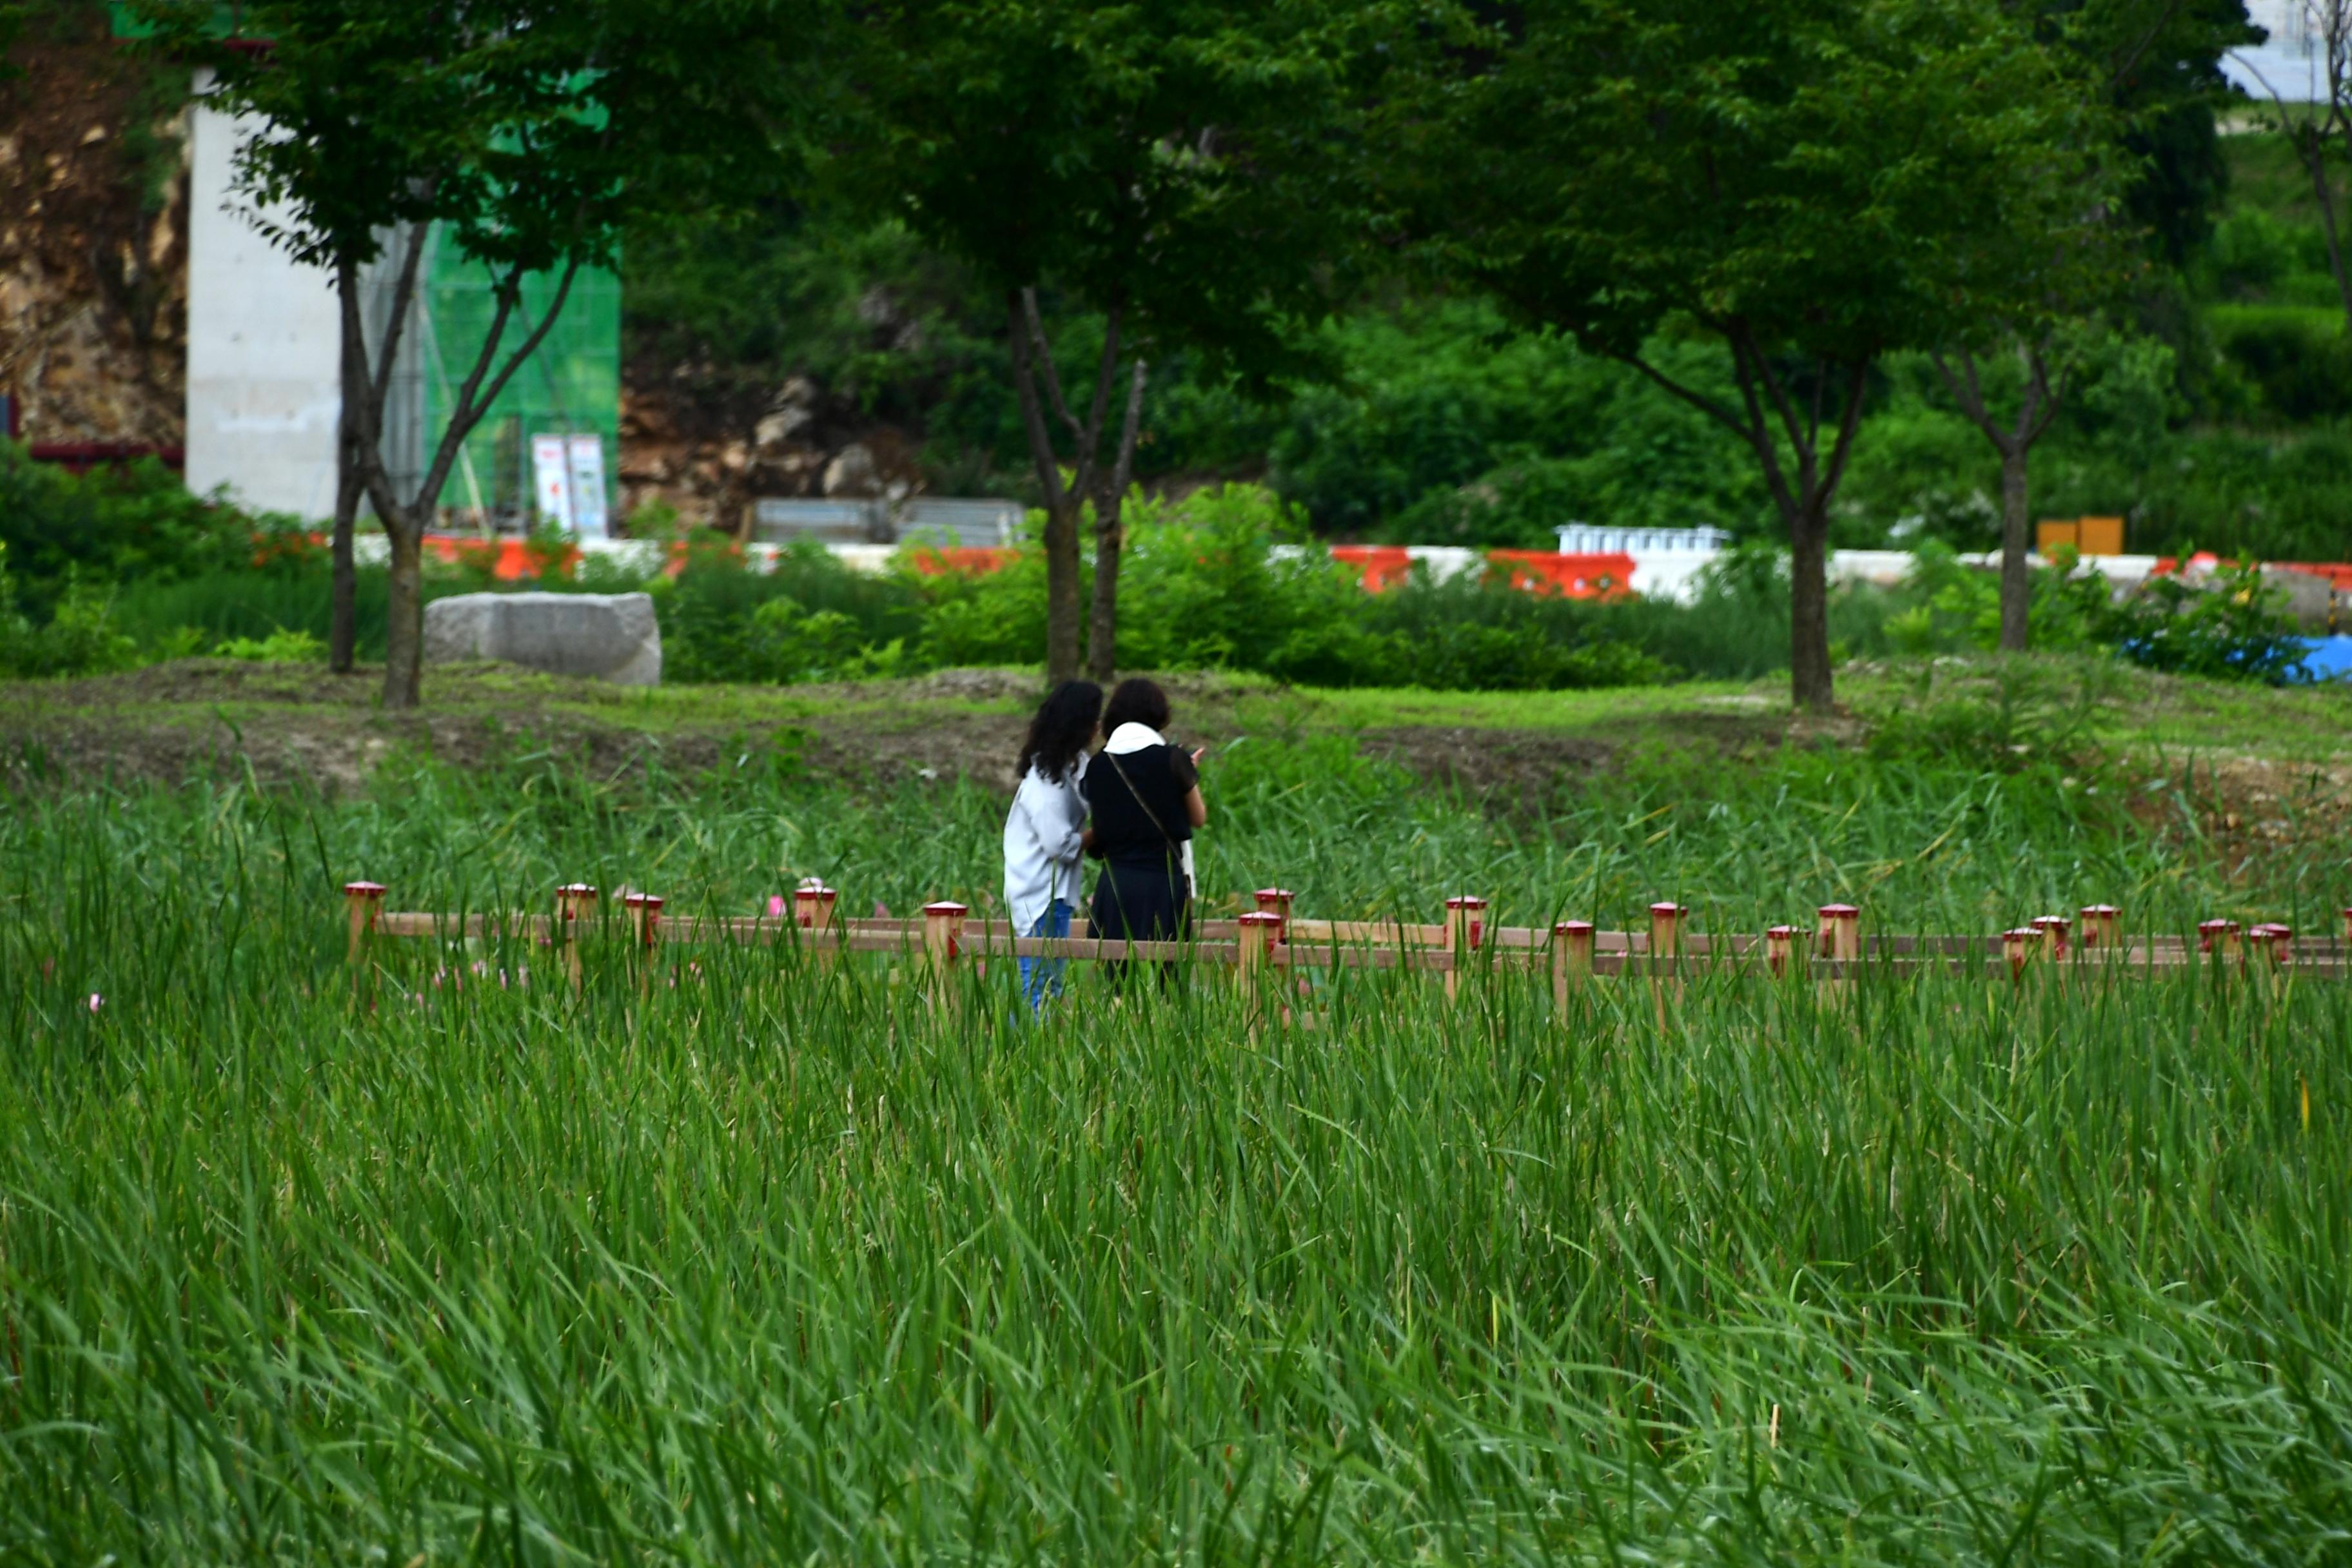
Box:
[419,229,620,522]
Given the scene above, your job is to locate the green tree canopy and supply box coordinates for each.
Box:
[1393,0,2123,709]
[836,0,1377,680]
[134,0,805,707]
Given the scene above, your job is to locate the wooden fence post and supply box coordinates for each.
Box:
[1253,888,1296,948]
[2002,928,2034,983]
[621,892,664,950]
[1817,904,1860,962]
[2032,915,2071,985]
[1238,910,1281,1019]
[1444,896,1488,1003]
[2199,919,2242,979]
[794,878,839,968]
[555,883,598,990]
[1648,902,1685,1029]
[1551,919,1594,1014]
[2079,905,2120,957]
[342,881,386,966]
[923,901,968,1014]
[2250,923,2292,994]
[1765,925,1795,979]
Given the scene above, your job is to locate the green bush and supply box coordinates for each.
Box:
[2208,307,2352,424]
[0,440,304,620]
[650,538,925,683]
[2103,557,2311,683]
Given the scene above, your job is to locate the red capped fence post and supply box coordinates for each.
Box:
[621,892,664,950]
[1817,905,1860,962]
[343,881,386,966]
[923,901,968,1014]
[794,878,839,968]
[2199,919,2242,979]
[1253,888,1296,947]
[1818,903,1860,997]
[1649,902,1686,1029]
[555,883,598,990]
[2249,923,2293,993]
[2032,916,2072,986]
[2002,928,2034,983]
[1765,925,1796,980]
[2079,905,2120,956]
[1238,910,1282,1022]
[1444,896,1488,1004]
[1551,920,1593,1014]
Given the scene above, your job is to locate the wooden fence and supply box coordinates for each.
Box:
[338,883,2352,1006]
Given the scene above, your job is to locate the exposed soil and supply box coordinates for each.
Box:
[0,660,1699,809]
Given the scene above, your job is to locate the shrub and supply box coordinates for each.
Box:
[0,550,139,680]
[216,628,328,663]
[2104,557,2311,683]
[0,440,302,619]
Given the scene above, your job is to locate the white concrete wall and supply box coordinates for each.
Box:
[2228,1,2328,103]
[184,77,342,521]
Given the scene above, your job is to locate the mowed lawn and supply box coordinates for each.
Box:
[3,656,2349,1562]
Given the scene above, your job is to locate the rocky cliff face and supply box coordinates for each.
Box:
[0,12,189,447]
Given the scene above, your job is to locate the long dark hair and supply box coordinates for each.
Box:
[1017,680,1103,783]
[1102,677,1171,736]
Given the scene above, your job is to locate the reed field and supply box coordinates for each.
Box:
[4,670,2351,1563]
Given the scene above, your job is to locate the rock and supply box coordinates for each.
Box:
[823,441,878,497]
[754,377,816,450]
[424,592,662,685]
[2262,565,2340,633]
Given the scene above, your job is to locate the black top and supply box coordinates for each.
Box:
[1082,745,1197,872]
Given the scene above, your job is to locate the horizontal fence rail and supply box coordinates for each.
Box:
[339,883,2352,1008]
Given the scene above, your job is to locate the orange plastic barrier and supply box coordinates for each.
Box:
[1328,545,1416,591]
[1487,550,1638,600]
[904,546,1017,576]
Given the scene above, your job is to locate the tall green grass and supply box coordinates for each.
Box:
[2,745,2346,1562]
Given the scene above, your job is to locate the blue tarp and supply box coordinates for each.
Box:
[2292,637,2352,681]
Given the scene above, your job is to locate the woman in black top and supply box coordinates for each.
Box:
[1081,678,1207,984]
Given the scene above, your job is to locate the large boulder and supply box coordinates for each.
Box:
[424,591,662,685]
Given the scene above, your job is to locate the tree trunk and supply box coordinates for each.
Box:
[1084,358,1146,684]
[331,435,360,673]
[1997,440,2031,654]
[382,522,426,710]
[1788,503,1834,712]
[1042,497,1084,683]
[331,264,364,672]
[1006,291,1084,681]
[1085,489,1124,683]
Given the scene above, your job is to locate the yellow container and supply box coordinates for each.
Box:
[2076,516,2124,556]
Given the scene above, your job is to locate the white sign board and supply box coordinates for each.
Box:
[566,435,609,538]
[531,434,573,531]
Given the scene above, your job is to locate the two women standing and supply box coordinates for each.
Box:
[1001,676,1206,1008]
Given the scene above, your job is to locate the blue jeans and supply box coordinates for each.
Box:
[1019,901,1074,1012]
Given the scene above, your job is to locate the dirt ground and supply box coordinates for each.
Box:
[0,660,1674,807]
[7,662,2342,860]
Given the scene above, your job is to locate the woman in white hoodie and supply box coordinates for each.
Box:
[1003,680,1103,1010]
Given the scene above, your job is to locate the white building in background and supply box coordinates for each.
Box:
[182,75,429,523]
[2227,1,2331,103]
[182,83,343,519]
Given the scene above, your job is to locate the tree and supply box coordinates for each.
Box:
[1395,0,2119,709]
[139,0,796,707]
[1929,342,2070,651]
[2246,1,2352,331]
[1926,1,2246,656]
[841,0,1364,683]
